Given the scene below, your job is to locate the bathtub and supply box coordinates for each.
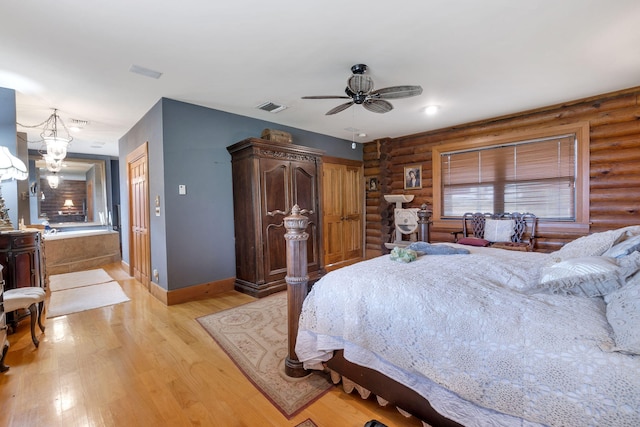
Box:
[42,228,121,274]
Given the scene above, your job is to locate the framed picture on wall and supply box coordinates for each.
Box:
[367,177,378,192]
[404,165,422,190]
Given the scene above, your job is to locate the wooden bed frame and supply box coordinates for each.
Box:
[284,205,462,426]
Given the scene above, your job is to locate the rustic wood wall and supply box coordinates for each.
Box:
[364,86,640,257]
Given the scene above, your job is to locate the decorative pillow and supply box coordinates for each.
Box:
[483,219,515,242]
[534,254,640,297]
[457,237,490,247]
[406,242,470,255]
[604,278,640,355]
[602,234,640,258]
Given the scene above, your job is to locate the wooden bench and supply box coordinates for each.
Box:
[452,212,538,251]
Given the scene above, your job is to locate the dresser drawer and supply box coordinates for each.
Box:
[11,234,37,248]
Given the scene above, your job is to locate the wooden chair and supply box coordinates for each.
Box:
[452,212,537,251]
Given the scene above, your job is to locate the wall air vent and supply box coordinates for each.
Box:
[256,101,287,113]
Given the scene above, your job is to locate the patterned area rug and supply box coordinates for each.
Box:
[295,419,318,427]
[197,292,333,419]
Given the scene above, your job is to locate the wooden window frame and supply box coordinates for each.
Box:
[432,122,590,235]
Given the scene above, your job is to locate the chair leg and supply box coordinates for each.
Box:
[37,300,45,333]
[28,303,39,348]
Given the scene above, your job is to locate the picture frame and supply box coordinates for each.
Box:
[367,177,378,192]
[404,165,422,190]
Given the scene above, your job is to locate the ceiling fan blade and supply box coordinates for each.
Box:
[302,95,351,99]
[363,99,393,114]
[326,101,354,115]
[372,85,423,99]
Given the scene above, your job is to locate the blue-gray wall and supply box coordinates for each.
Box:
[0,88,21,227]
[119,98,360,291]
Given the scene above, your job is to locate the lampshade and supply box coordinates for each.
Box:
[0,146,28,181]
[64,199,74,208]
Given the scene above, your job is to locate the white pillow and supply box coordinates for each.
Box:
[535,252,640,297]
[604,278,640,355]
[548,225,640,264]
[484,219,515,242]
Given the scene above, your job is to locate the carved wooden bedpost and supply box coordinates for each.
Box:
[283,204,310,377]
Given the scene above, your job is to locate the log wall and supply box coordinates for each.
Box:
[364,86,640,257]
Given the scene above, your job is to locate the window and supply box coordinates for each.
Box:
[432,122,590,233]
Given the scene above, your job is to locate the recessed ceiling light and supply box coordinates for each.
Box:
[358,133,367,138]
[424,105,440,115]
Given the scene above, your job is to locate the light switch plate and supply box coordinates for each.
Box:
[178,184,186,195]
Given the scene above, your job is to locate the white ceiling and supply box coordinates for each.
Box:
[2,1,640,157]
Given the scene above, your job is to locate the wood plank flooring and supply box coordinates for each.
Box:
[0,264,422,427]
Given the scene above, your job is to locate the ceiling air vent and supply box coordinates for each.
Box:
[256,101,287,113]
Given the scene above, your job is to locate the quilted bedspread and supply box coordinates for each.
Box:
[295,245,640,427]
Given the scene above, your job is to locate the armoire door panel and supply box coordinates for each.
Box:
[261,159,289,215]
[291,162,317,213]
[264,222,287,278]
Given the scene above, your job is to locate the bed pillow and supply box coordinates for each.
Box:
[548,225,640,263]
[534,253,640,297]
[604,277,640,355]
[483,219,515,242]
[457,237,490,247]
[602,234,640,258]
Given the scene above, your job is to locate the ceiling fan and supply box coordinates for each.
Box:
[302,64,423,115]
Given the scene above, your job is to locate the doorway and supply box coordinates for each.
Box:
[127,142,151,288]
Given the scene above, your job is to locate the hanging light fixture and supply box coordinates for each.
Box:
[47,173,60,189]
[40,109,72,161]
[0,146,29,230]
[43,154,63,172]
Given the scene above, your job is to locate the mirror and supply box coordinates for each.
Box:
[31,157,108,226]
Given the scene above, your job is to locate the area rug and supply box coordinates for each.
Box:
[295,419,318,427]
[197,292,333,419]
[49,268,114,291]
[47,281,130,318]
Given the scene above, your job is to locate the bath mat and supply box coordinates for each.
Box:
[49,268,114,292]
[47,281,130,318]
[197,292,333,419]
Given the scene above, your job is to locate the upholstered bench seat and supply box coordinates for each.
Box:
[3,287,46,348]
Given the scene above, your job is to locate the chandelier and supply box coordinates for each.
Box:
[40,109,73,161]
[47,173,60,189]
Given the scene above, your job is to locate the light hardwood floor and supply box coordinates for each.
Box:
[1,264,422,427]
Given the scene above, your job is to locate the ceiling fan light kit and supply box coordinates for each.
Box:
[302,64,423,116]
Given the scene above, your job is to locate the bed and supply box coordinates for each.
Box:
[293,225,640,427]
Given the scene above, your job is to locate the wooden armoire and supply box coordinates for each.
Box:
[227,138,324,298]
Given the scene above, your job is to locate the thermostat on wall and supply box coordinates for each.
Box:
[179,184,186,195]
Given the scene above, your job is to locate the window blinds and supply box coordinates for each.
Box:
[441,134,576,219]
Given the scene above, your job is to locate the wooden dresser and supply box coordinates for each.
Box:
[0,265,9,372]
[0,230,44,291]
[0,230,44,330]
[227,138,324,297]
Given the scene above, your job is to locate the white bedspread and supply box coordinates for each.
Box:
[296,245,640,427]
